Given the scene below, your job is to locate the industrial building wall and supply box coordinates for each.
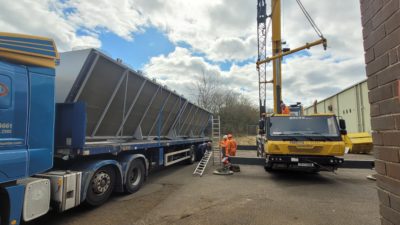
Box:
[360,0,400,224]
[304,80,371,133]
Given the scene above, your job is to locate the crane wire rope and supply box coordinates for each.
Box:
[295,0,324,38]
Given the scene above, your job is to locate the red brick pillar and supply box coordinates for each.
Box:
[360,0,400,224]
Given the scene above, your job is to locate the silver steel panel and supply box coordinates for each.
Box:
[122,81,158,136]
[160,96,182,136]
[189,110,205,136]
[56,49,212,140]
[146,91,172,137]
[175,103,193,136]
[192,109,208,135]
[77,55,126,136]
[55,49,92,103]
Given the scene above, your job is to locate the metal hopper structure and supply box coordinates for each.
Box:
[56,49,211,141]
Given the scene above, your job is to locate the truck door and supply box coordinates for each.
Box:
[0,62,28,183]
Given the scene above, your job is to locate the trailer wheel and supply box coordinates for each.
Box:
[187,146,196,164]
[86,166,116,206]
[124,159,145,194]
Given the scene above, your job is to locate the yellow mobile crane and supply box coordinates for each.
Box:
[256,0,346,172]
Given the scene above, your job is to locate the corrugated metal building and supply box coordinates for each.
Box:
[304,80,371,133]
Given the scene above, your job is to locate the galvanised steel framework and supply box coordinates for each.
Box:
[257,0,267,116]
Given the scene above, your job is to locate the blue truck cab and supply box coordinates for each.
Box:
[0,32,58,224]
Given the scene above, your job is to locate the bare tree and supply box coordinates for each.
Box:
[195,70,220,114]
[194,71,259,136]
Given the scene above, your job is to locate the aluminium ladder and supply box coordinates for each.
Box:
[193,116,221,176]
[193,150,213,176]
[211,116,221,166]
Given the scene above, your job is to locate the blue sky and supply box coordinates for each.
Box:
[98,26,259,72]
[99,27,175,70]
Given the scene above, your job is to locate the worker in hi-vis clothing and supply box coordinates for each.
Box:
[220,135,228,158]
[280,101,290,114]
[226,134,237,157]
[214,135,235,175]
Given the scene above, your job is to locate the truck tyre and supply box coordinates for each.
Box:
[187,146,196,164]
[264,164,273,172]
[124,159,145,194]
[85,166,116,206]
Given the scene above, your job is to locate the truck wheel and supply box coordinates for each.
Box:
[124,159,145,194]
[86,166,116,206]
[264,163,273,172]
[187,146,196,164]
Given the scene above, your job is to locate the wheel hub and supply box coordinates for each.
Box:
[92,172,111,194]
[129,168,141,186]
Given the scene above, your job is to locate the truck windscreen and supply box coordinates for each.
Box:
[267,116,341,141]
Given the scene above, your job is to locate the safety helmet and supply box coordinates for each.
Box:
[223,135,228,139]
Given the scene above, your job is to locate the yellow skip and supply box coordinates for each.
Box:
[343,132,373,154]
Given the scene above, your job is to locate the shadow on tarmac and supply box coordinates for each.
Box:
[266,170,337,185]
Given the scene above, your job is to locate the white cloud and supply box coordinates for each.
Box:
[143,47,222,100]
[0,0,367,109]
[65,0,148,41]
[140,0,366,108]
[143,47,267,107]
[130,0,256,62]
[207,36,258,62]
[0,0,101,51]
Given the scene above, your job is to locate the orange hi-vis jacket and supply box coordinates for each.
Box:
[220,139,227,149]
[282,106,290,114]
[226,138,237,156]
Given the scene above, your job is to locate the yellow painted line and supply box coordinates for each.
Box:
[0,32,54,41]
[0,38,53,47]
[0,47,56,60]
[0,41,55,53]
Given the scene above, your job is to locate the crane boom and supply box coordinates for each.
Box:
[256,0,327,113]
[256,38,327,66]
[271,0,282,114]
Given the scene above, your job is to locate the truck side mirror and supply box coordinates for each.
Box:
[339,119,347,135]
[339,119,346,130]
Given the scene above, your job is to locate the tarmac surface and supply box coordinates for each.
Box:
[26,156,379,225]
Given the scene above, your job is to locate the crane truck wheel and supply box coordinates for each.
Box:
[187,145,196,164]
[264,166,273,172]
[124,159,145,194]
[85,166,116,206]
[264,163,273,172]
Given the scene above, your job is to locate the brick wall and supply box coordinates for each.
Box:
[360,0,400,224]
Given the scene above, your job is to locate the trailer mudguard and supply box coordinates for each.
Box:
[67,159,123,201]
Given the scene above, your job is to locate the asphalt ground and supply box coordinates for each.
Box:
[26,155,379,225]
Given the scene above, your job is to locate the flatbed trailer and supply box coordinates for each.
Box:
[0,33,211,225]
